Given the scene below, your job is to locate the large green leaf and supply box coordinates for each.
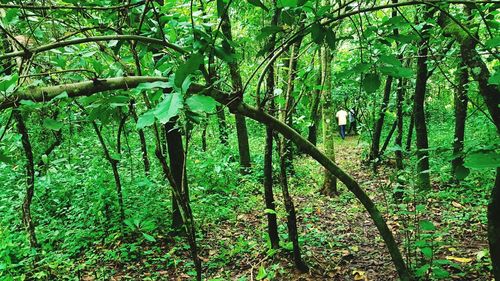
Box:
[136,111,155,129]
[186,95,217,113]
[43,118,63,131]
[464,149,500,169]
[362,73,381,93]
[311,23,325,44]
[154,92,183,124]
[174,54,204,87]
[0,74,18,93]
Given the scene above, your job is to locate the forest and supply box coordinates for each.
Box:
[0,0,499,280]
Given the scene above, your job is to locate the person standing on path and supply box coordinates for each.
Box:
[336,108,348,140]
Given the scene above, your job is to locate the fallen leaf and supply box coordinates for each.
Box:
[353,269,367,280]
[452,202,464,209]
[446,256,473,263]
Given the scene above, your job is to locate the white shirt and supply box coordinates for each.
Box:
[336,110,348,126]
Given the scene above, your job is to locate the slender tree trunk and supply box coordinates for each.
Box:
[262,3,280,250]
[90,121,125,223]
[405,112,414,151]
[395,78,404,170]
[13,110,39,249]
[320,47,338,196]
[282,39,303,173]
[370,76,393,164]
[451,54,468,181]
[307,72,322,146]
[219,4,251,173]
[413,9,433,190]
[165,121,188,231]
[129,101,150,175]
[276,136,309,272]
[380,120,398,156]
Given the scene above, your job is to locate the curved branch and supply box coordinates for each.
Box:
[0,76,169,110]
[0,35,187,61]
[0,1,146,11]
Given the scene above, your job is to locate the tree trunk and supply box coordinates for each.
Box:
[129,101,151,175]
[451,53,468,181]
[307,70,322,146]
[395,78,404,170]
[165,121,188,231]
[319,47,338,196]
[413,9,433,190]
[13,110,39,249]
[380,120,398,156]
[282,38,303,173]
[262,3,280,250]
[276,136,309,272]
[370,76,393,168]
[219,3,251,173]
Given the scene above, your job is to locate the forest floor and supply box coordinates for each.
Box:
[75,135,492,281]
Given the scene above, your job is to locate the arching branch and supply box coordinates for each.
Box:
[0,35,187,61]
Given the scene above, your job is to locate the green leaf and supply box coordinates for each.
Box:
[415,264,430,277]
[136,111,155,129]
[432,266,450,279]
[186,95,217,113]
[464,149,500,169]
[43,118,63,131]
[135,81,172,91]
[247,0,269,11]
[421,247,433,259]
[217,0,226,17]
[362,73,381,93]
[454,165,470,180]
[154,92,183,124]
[488,71,500,86]
[175,54,204,87]
[142,233,156,242]
[264,209,277,215]
[277,0,298,7]
[419,220,436,231]
[0,150,12,164]
[311,23,325,44]
[485,36,500,48]
[0,74,18,93]
[325,29,336,50]
[256,266,267,280]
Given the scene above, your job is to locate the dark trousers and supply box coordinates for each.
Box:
[339,125,346,139]
[348,121,357,134]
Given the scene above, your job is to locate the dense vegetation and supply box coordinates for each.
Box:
[0,0,499,280]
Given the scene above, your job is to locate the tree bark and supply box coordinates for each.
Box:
[262,3,281,250]
[129,100,151,175]
[413,9,433,190]
[451,52,468,181]
[276,136,309,272]
[13,110,39,249]
[307,72,322,146]
[370,76,393,169]
[165,121,188,231]
[395,78,405,170]
[320,47,338,196]
[219,3,252,173]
